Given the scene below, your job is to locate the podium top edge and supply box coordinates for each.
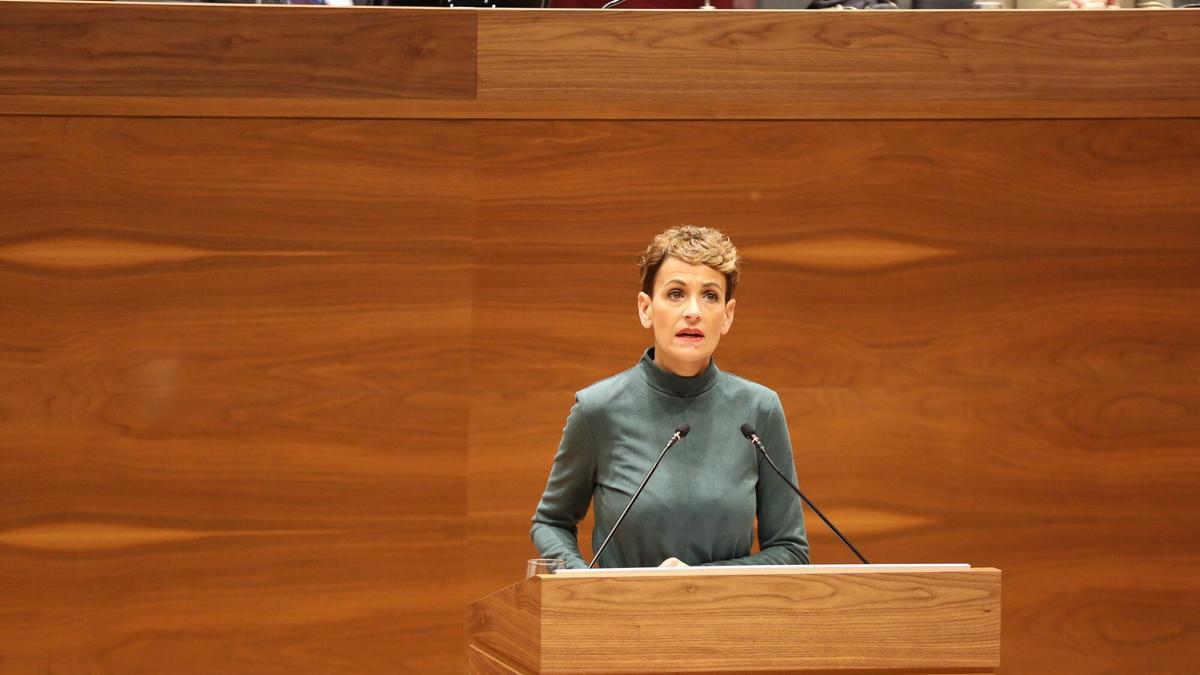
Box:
[550,563,994,578]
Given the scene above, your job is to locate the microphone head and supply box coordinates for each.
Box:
[740,423,756,439]
[676,423,691,438]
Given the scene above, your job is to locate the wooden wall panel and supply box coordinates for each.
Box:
[475,10,1200,119]
[0,117,473,673]
[469,119,1200,672]
[5,4,1199,120]
[0,4,475,100]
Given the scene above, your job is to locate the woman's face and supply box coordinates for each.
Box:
[637,256,736,377]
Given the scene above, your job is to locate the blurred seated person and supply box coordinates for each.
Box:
[361,0,758,6]
[550,0,754,7]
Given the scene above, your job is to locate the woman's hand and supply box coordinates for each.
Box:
[659,557,689,568]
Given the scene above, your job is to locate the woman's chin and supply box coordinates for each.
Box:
[657,346,714,375]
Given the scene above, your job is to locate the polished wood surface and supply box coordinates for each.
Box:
[2,3,1199,674]
[0,3,476,100]
[3,5,1199,119]
[468,645,525,675]
[4,94,1199,120]
[468,567,1001,674]
[476,10,1200,117]
[468,574,543,674]
[0,117,473,672]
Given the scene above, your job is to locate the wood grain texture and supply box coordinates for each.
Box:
[3,4,1199,119]
[0,3,475,99]
[467,578,541,674]
[477,10,1200,112]
[4,94,1200,121]
[468,645,525,675]
[0,117,473,673]
[468,568,1000,674]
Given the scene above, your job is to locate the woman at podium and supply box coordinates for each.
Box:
[531,226,809,569]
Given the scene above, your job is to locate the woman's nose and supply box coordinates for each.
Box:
[683,296,702,318]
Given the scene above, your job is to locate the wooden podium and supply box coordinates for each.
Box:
[467,564,1000,674]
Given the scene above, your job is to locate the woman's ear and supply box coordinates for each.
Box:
[637,292,653,329]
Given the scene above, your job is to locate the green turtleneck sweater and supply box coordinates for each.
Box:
[531,348,810,569]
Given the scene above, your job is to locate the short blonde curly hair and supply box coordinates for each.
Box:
[639,225,741,299]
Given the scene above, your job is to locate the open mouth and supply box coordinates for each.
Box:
[675,328,704,341]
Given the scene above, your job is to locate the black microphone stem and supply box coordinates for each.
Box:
[588,425,689,569]
[744,429,870,565]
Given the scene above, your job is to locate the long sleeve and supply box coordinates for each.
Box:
[703,394,809,566]
[530,397,597,569]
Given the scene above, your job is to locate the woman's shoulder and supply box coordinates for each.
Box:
[575,365,641,406]
[717,369,782,406]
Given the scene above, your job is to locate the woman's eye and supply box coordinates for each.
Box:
[667,289,684,299]
[704,292,719,302]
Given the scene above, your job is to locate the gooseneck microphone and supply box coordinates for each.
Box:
[740,423,870,564]
[588,423,691,569]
